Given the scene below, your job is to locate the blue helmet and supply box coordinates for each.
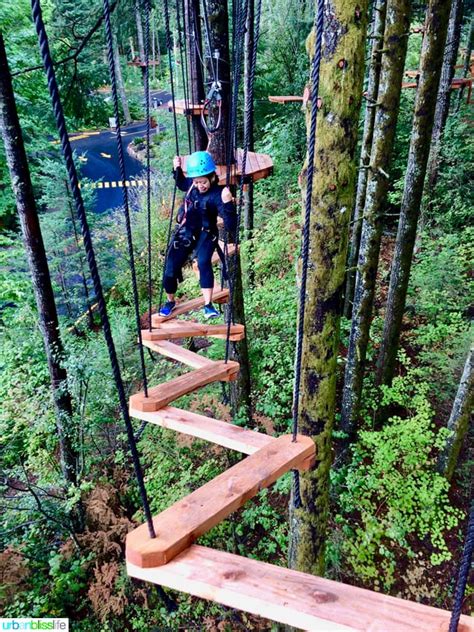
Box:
[186,151,217,178]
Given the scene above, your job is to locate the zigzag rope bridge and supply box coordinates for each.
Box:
[125,261,473,631]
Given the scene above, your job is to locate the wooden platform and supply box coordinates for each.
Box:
[167,99,207,116]
[142,322,245,343]
[129,360,239,412]
[128,545,474,632]
[268,95,304,103]
[178,148,273,185]
[128,405,276,455]
[152,287,229,324]
[126,434,315,567]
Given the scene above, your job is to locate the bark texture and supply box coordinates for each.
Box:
[376,0,452,386]
[184,0,207,150]
[341,0,411,436]
[456,16,473,110]
[343,0,387,318]
[426,0,463,190]
[289,0,369,575]
[0,33,77,487]
[135,1,145,61]
[437,348,473,480]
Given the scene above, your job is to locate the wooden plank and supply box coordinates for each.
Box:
[210,243,237,265]
[126,434,315,567]
[179,150,273,185]
[129,360,239,412]
[167,99,207,116]
[141,340,215,369]
[152,288,229,324]
[127,545,474,632]
[128,405,276,454]
[142,322,245,342]
[268,95,304,103]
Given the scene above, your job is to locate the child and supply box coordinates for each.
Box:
[159,151,236,319]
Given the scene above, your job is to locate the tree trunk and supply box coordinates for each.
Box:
[340,0,411,438]
[376,0,452,387]
[426,0,463,191]
[437,348,473,480]
[184,0,207,150]
[135,1,145,62]
[289,0,369,575]
[456,16,473,110]
[205,0,231,164]
[112,30,131,125]
[0,33,78,488]
[343,0,387,318]
[243,0,255,285]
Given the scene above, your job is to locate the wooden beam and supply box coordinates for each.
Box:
[142,322,245,342]
[128,405,276,454]
[126,434,315,567]
[268,95,304,103]
[127,545,474,632]
[141,339,215,369]
[129,360,239,412]
[152,287,229,324]
[167,99,207,116]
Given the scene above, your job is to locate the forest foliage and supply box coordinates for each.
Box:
[0,0,472,629]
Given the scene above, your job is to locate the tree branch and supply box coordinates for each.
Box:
[11,0,119,77]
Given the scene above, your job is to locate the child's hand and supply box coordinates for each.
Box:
[221,187,233,203]
[173,156,181,170]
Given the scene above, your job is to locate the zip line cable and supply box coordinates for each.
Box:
[291,0,325,508]
[30,0,156,538]
[101,0,148,397]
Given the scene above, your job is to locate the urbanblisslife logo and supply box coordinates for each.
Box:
[0,620,68,631]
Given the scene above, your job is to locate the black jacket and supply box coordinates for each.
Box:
[173,167,237,237]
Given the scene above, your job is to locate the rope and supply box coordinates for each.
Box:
[31,0,156,538]
[101,0,148,397]
[224,0,250,362]
[449,501,474,632]
[176,0,192,153]
[144,0,153,331]
[291,0,325,508]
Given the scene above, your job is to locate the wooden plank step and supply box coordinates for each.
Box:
[210,242,237,265]
[128,405,276,454]
[129,360,239,412]
[268,95,304,103]
[142,322,245,342]
[127,545,474,632]
[141,340,215,369]
[126,434,315,567]
[152,287,229,324]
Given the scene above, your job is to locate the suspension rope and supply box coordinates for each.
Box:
[224,0,250,363]
[144,0,153,331]
[176,0,192,153]
[449,501,474,632]
[30,0,156,538]
[291,0,325,508]
[101,0,148,397]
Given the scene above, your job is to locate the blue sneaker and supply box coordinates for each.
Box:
[203,302,219,319]
[159,301,176,317]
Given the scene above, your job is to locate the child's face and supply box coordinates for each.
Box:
[193,177,211,193]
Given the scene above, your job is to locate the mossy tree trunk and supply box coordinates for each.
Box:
[289,0,369,575]
[426,0,463,191]
[0,33,79,490]
[112,30,131,125]
[243,0,255,248]
[340,0,411,438]
[184,0,208,150]
[456,16,473,110]
[437,347,473,481]
[135,0,145,62]
[376,0,452,387]
[343,0,387,318]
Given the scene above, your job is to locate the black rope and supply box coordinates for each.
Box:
[449,501,474,632]
[291,0,325,508]
[224,0,249,363]
[202,0,217,83]
[176,0,192,153]
[144,0,153,331]
[31,0,156,538]
[102,0,149,398]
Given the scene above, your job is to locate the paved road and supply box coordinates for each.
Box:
[71,90,171,213]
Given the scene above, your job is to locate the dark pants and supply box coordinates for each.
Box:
[163,230,216,294]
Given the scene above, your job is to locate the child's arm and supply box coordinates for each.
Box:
[219,187,237,241]
[172,156,193,192]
